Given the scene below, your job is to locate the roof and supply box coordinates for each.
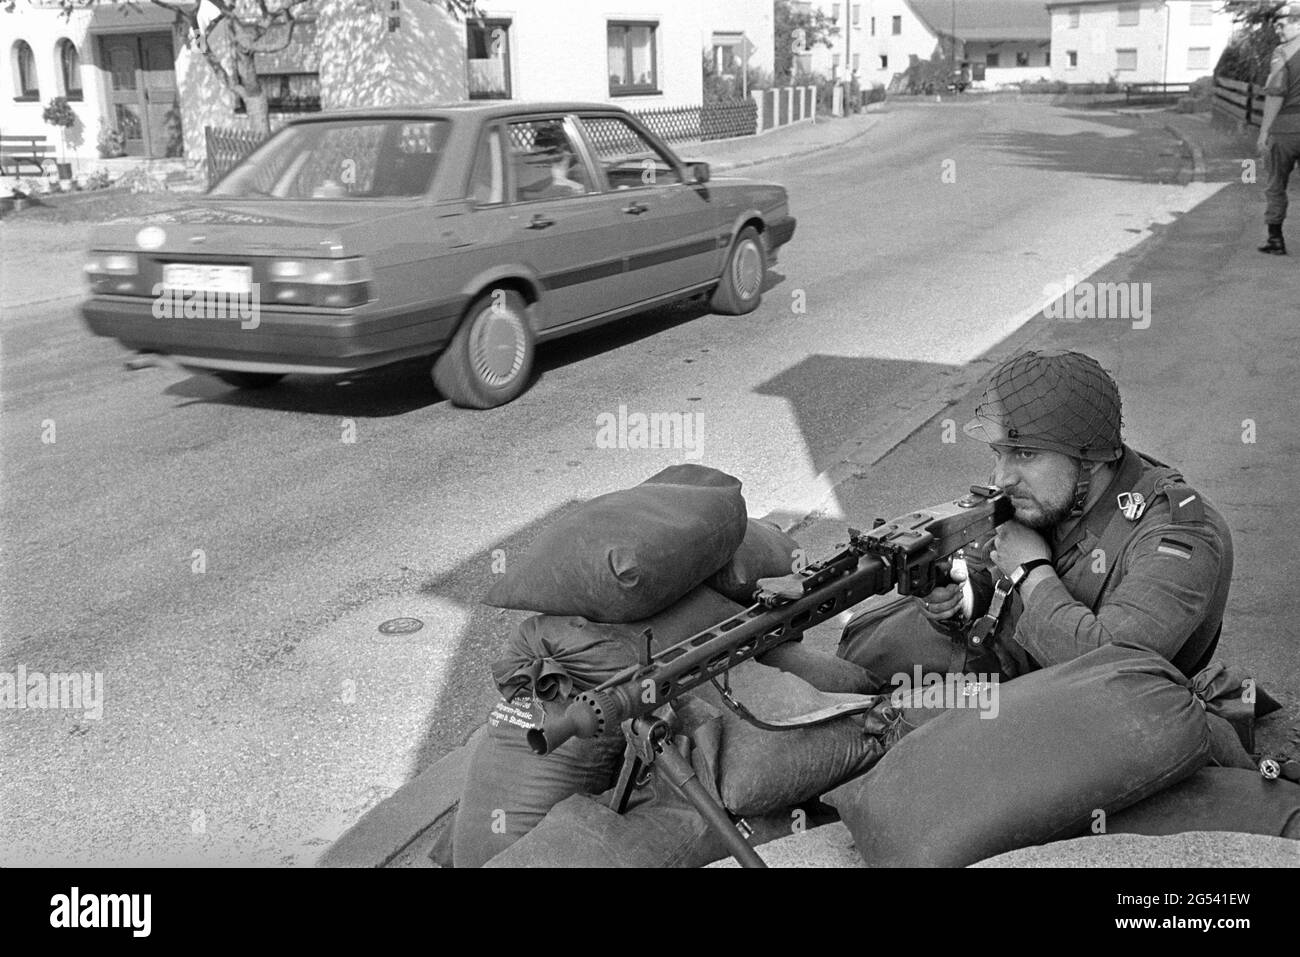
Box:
[906,0,1052,42]
[88,2,196,34]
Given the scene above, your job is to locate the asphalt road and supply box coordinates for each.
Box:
[0,101,1219,865]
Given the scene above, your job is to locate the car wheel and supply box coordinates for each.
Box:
[710,226,766,316]
[213,371,285,389]
[432,289,535,409]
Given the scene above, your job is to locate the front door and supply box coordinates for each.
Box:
[100,32,182,158]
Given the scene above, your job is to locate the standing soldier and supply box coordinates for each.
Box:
[1258,2,1300,255]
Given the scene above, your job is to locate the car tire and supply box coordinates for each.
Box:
[213,371,285,389]
[432,289,535,409]
[710,226,766,316]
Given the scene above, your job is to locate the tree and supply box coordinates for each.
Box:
[774,0,839,84]
[1218,1,1291,83]
[10,1,480,137]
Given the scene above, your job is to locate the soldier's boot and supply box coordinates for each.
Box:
[1258,224,1287,255]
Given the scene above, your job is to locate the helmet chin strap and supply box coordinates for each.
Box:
[1068,459,1091,518]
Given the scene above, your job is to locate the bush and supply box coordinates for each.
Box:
[97,125,126,159]
[42,97,77,129]
[1216,26,1279,84]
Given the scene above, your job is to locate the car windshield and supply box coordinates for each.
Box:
[210,118,450,200]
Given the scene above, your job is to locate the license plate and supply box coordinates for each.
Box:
[162,263,252,295]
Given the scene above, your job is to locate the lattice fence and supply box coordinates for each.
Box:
[633,99,756,143]
[205,125,267,187]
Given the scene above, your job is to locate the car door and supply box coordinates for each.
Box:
[497,115,634,330]
[574,113,725,306]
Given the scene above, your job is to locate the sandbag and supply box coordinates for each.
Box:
[698,662,890,816]
[453,692,627,869]
[823,642,1213,867]
[1104,767,1300,839]
[483,464,747,622]
[707,519,801,604]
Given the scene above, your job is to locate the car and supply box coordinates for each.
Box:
[81,102,797,408]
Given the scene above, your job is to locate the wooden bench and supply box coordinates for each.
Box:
[0,134,53,176]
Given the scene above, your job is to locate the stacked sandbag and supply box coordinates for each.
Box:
[454,586,751,868]
[465,464,891,867]
[823,642,1213,868]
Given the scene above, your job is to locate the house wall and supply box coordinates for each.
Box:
[2,3,103,165]
[1049,0,1232,84]
[807,0,941,88]
[964,40,1052,88]
[709,0,776,78]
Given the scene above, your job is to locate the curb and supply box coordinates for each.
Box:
[709,116,883,174]
[1163,121,1207,183]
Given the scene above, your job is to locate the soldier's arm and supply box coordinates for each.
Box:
[1008,519,1227,667]
[1260,48,1291,141]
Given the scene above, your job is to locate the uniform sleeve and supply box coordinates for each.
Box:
[1264,48,1290,97]
[1009,518,1226,667]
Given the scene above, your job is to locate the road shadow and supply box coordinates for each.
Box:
[977,109,1193,185]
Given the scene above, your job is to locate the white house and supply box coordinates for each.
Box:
[2,0,775,167]
[803,0,1051,90]
[1046,1,1236,85]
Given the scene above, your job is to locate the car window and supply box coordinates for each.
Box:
[210,119,449,200]
[577,116,681,190]
[469,127,505,205]
[504,118,595,203]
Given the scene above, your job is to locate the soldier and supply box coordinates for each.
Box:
[838,350,1233,685]
[1257,1,1300,255]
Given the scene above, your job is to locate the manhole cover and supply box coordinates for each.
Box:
[378,617,424,636]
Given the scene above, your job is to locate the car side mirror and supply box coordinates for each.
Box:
[688,161,710,184]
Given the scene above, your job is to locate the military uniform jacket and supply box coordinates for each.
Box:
[991,445,1233,679]
[1264,35,1300,134]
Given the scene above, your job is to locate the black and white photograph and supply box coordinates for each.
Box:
[1,0,1297,928]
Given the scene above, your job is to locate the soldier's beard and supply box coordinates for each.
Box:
[1005,476,1077,530]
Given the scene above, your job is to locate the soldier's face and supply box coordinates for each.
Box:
[1282,9,1300,41]
[990,445,1078,529]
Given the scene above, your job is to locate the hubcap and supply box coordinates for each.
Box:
[470,303,527,386]
[732,239,763,301]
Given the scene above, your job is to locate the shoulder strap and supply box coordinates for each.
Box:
[1073,466,1199,611]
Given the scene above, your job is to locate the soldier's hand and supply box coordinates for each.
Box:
[990,520,1050,577]
[915,583,965,621]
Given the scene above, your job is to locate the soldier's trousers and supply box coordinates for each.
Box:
[1264,132,1300,226]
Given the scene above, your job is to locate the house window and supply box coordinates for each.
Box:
[1016,51,1029,67]
[467,19,511,99]
[879,54,888,69]
[57,39,82,100]
[832,52,841,71]
[1045,51,1051,66]
[236,73,321,114]
[1190,3,1213,27]
[1116,48,1137,71]
[986,52,1000,68]
[608,21,658,95]
[831,4,840,21]
[852,4,860,26]
[870,16,875,36]
[1117,4,1139,27]
[852,52,860,71]
[13,39,38,100]
[1068,8,1079,28]
[1067,49,1078,67]
[892,15,902,35]
[1187,47,1210,70]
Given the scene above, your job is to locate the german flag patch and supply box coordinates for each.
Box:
[1156,538,1195,559]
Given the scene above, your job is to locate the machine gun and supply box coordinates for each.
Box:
[527,484,1012,867]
